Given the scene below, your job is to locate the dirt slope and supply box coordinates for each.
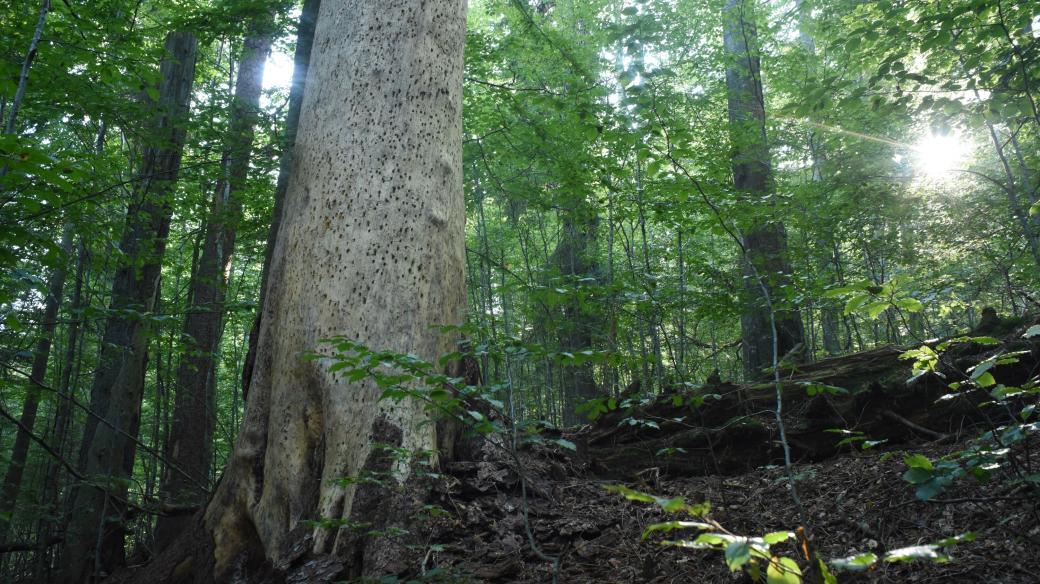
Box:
[423,320,1040,583]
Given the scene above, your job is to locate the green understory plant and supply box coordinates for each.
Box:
[898,328,1039,501]
[609,485,975,583]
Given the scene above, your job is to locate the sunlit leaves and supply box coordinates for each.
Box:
[605,484,711,517]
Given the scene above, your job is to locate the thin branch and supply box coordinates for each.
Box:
[0,401,84,482]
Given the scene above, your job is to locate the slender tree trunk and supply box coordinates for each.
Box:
[154,21,272,548]
[635,165,663,389]
[3,0,49,136]
[0,227,72,541]
[32,236,87,579]
[35,127,104,579]
[242,0,322,399]
[60,31,197,583]
[606,177,618,396]
[722,0,804,376]
[676,229,686,375]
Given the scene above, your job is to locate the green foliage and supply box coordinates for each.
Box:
[610,485,977,582]
[825,429,887,450]
[900,336,1039,501]
[824,279,923,320]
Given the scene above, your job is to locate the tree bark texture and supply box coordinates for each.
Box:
[155,22,272,548]
[722,0,804,376]
[60,31,197,584]
[242,0,322,400]
[147,2,467,582]
[553,209,600,424]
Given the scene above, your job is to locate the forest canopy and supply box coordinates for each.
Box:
[0,0,1038,582]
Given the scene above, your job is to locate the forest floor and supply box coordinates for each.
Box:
[425,318,1040,583]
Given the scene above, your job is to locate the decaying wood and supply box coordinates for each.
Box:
[583,321,1039,479]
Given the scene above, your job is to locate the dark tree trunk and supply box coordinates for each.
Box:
[821,306,842,356]
[553,208,600,424]
[242,0,321,400]
[60,31,197,584]
[33,235,89,580]
[722,0,804,377]
[0,227,72,541]
[154,21,272,548]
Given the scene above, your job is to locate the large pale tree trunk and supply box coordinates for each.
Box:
[138,2,467,582]
[722,0,804,376]
[154,20,272,548]
[60,31,198,584]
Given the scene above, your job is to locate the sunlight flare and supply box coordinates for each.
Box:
[912,131,970,179]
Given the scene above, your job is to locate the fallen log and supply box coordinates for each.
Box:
[581,319,1039,479]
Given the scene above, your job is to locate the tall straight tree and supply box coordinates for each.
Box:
[138,0,467,580]
[60,31,198,583]
[0,228,71,541]
[552,205,600,424]
[242,0,322,399]
[154,17,273,547]
[722,0,804,375]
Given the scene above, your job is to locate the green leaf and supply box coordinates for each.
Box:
[974,372,996,387]
[969,360,994,380]
[766,556,803,584]
[843,293,871,315]
[658,496,689,513]
[725,540,752,571]
[604,484,654,504]
[763,531,795,545]
[552,438,577,451]
[830,552,878,572]
[933,532,976,546]
[1024,325,1040,338]
[822,285,863,298]
[902,467,932,484]
[3,314,22,331]
[694,532,733,547]
[904,454,934,471]
[914,478,948,501]
[641,520,712,539]
[864,301,891,319]
[894,297,924,313]
[819,558,839,584]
